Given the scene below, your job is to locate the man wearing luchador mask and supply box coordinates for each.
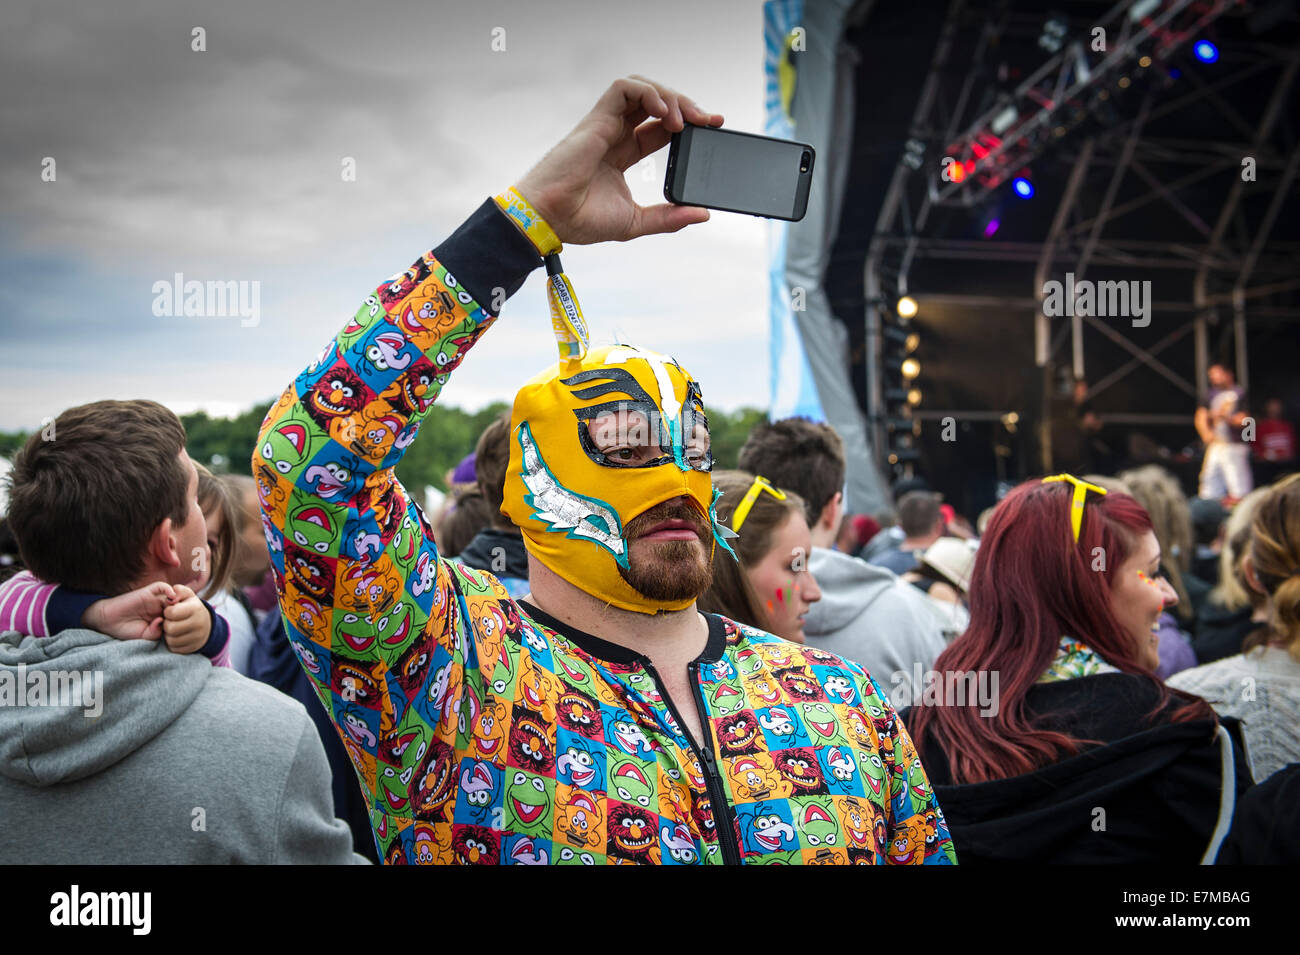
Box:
[258,76,954,865]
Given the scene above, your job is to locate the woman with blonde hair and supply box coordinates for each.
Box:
[1194,486,1272,663]
[1170,473,1300,782]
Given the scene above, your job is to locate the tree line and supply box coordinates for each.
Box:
[0,401,767,496]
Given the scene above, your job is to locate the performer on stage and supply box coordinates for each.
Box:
[1195,363,1252,504]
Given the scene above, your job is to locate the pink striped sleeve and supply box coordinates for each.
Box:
[0,571,54,637]
[209,642,232,669]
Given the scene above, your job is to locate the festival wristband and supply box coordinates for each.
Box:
[494,187,561,257]
[493,187,588,364]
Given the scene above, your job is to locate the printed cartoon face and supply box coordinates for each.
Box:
[340,704,378,750]
[259,404,320,476]
[802,646,839,666]
[758,706,797,739]
[508,706,556,774]
[389,512,424,577]
[381,358,439,418]
[288,634,326,678]
[410,822,454,865]
[378,255,433,306]
[393,625,437,700]
[375,731,424,815]
[338,563,402,615]
[334,609,378,657]
[772,748,828,796]
[845,709,876,749]
[413,740,458,821]
[556,739,602,790]
[330,654,383,712]
[775,667,826,704]
[740,804,797,854]
[502,834,550,866]
[822,745,858,789]
[289,595,330,646]
[800,701,839,743]
[691,793,718,844]
[729,755,779,801]
[304,365,369,432]
[746,676,784,707]
[609,760,655,808]
[858,751,887,801]
[470,700,508,763]
[708,682,746,717]
[457,760,500,825]
[348,405,405,460]
[715,710,762,757]
[506,769,553,835]
[555,787,604,850]
[261,385,298,432]
[840,796,874,849]
[797,801,840,849]
[735,647,764,677]
[606,715,655,760]
[556,688,603,739]
[659,822,699,865]
[823,674,856,705]
[552,649,595,689]
[888,820,925,864]
[866,702,891,734]
[516,654,558,716]
[284,542,334,606]
[254,463,289,518]
[452,826,500,865]
[906,756,932,803]
[874,814,888,855]
[357,478,406,542]
[395,287,463,340]
[357,325,416,382]
[302,455,360,501]
[373,597,416,652]
[923,810,951,860]
[608,806,658,863]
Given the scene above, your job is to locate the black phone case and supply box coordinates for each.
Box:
[664,124,815,222]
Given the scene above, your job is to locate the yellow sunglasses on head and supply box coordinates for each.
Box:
[731,475,787,533]
[1041,473,1108,543]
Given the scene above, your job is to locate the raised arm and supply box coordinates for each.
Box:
[252,76,724,854]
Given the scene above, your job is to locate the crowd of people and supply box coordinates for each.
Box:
[2,75,1298,865]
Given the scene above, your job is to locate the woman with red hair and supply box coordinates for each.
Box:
[902,475,1252,863]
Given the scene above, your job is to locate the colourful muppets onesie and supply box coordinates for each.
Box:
[255,192,955,865]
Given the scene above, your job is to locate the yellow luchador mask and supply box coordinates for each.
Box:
[502,344,734,614]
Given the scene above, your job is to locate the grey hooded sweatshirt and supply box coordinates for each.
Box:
[0,628,367,864]
[803,547,950,698]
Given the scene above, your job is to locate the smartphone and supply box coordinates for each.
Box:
[664,124,815,222]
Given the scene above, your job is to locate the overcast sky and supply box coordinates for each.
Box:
[0,0,772,431]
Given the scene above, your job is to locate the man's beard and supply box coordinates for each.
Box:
[617,499,713,604]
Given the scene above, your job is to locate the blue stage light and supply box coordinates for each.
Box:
[1012,177,1034,199]
[1194,41,1219,63]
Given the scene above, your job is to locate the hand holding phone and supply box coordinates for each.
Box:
[664,123,815,221]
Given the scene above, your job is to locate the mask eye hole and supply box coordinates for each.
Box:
[576,403,673,470]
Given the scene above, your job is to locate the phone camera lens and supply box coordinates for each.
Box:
[800,150,811,172]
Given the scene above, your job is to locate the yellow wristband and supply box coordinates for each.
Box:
[494,187,562,257]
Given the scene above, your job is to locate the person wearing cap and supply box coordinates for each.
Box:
[901,537,975,641]
[255,76,953,865]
